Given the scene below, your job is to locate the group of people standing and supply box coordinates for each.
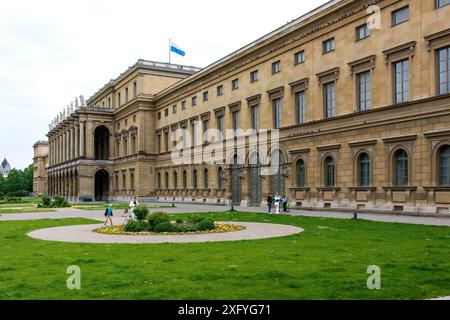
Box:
[266,192,289,214]
[104,196,139,226]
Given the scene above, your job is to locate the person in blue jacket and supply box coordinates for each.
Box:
[104,204,114,226]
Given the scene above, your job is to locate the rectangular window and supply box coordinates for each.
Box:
[203,120,209,143]
[273,98,282,129]
[157,112,161,120]
[295,51,305,64]
[131,136,136,154]
[164,132,169,152]
[118,93,121,106]
[192,96,197,106]
[232,111,239,132]
[125,88,129,102]
[116,141,120,158]
[251,106,259,131]
[438,47,450,95]
[123,138,128,156]
[357,71,372,111]
[217,85,224,96]
[203,91,209,101]
[232,79,239,90]
[323,38,335,54]
[181,100,187,110]
[295,91,306,124]
[164,108,169,117]
[217,115,224,139]
[437,0,450,8]
[191,123,196,146]
[133,115,136,123]
[324,82,336,118]
[133,82,137,97]
[394,59,410,104]
[272,61,281,74]
[157,135,161,153]
[250,70,259,82]
[173,105,177,114]
[356,23,370,41]
[392,6,409,26]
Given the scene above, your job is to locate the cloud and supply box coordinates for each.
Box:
[0,0,328,169]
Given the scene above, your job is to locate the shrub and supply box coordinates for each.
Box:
[187,215,206,224]
[124,221,148,232]
[134,205,149,222]
[51,196,71,208]
[154,222,176,233]
[5,196,22,203]
[7,190,28,197]
[176,219,184,224]
[178,224,198,233]
[37,194,52,208]
[147,212,170,231]
[198,218,215,231]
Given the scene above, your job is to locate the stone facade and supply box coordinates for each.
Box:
[33,141,49,196]
[38,0,450,216]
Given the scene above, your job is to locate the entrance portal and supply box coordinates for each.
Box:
[94,169,109,201]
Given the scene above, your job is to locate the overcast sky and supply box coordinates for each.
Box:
[0,0,329,169]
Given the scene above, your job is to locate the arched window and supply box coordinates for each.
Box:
[217,167,224,189]
[183,170,187,189]
[297,159,306,187]
[358,153,371,187]
[439,146,450,186]
[325,156,335,187]
[394,149,409,186]
[165,172,169,191]
[193,169,198,190]
[204,169,209,189]
[157,173,161,190]
[173,171,178,191]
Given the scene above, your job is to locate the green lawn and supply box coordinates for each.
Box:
[0,208,56,214]
[0,212,449,300]
[72,203,173,211]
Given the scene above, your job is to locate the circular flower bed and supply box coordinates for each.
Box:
[94,223,245,236]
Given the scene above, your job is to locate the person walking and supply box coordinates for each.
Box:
[129,197,138,220]
[104,204,114,226]
[267,193,273,214]
[282,196,288,214]
[123,208,130,225]
[274,192,281,214]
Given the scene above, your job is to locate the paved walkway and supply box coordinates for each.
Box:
[1,204,449,227]
[27,222,303,244]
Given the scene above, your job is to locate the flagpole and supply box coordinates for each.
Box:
[169,38,171,64]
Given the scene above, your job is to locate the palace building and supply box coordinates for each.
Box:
[40,0,450,216]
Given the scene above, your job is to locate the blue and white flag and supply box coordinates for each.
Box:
[170,41,186,57]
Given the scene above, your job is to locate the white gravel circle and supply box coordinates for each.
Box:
[27,222,304,244]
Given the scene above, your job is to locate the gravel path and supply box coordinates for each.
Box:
[27,222,304,244]
[2,204,450,227]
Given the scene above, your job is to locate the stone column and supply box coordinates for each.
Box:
[74,125,79,159]
[62,132,66,162]
[67,129,71,161]
[79,121,85,158]
[85,121,94,159]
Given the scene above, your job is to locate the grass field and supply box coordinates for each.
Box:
[0,212,449,300]
[72,203,173,211]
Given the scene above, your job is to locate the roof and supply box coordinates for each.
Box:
[1,158,10,170]
[87,60,202,104]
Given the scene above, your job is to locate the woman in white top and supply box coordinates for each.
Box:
[274,192,281,214]
[129,197,138,220]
